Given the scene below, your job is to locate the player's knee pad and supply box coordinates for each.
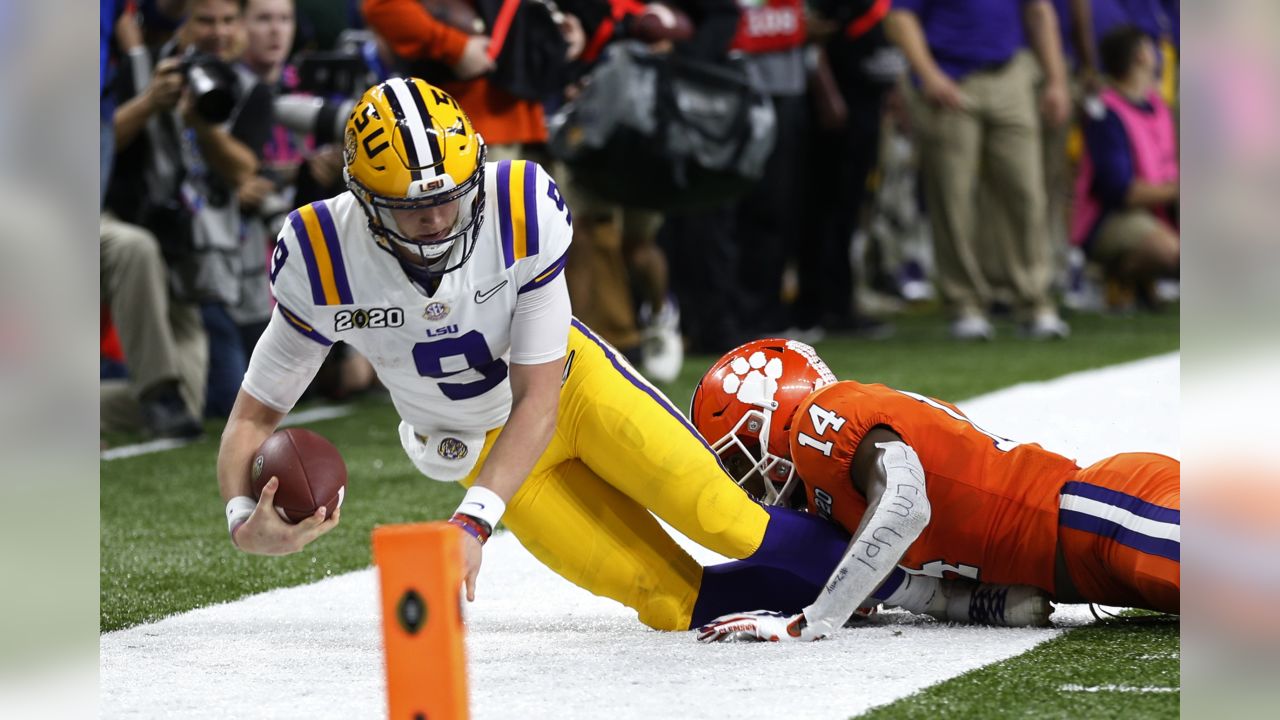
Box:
[635,593,688,632]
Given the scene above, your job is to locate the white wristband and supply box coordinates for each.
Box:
[453,485,505,532]
[226,496,256,535]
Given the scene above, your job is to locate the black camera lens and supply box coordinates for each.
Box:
[180,54,239,124]
[187,64,234,123]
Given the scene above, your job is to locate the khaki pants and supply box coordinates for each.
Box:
[100,215,207,432]
[557,164,662,353]
[908,52,1055,320]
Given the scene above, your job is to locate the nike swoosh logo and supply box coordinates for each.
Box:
[474,280,508,304]
[458,501,486,511]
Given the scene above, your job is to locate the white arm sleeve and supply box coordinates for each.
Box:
[509,272,571,365]
[240,308,332,413]
[803,441,932,635]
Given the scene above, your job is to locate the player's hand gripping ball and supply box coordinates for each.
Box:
[251,429,348,523]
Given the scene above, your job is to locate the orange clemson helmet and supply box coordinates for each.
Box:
[691,338,837,506]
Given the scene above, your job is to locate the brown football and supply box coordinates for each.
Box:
[630,3,695,43]
[420,0,486,34]
[250,428,348,524]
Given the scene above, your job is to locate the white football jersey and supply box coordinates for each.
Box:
[262,159,573,437]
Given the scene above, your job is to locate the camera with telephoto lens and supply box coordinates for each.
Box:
[272,31,379,145]
[177,51,241,124]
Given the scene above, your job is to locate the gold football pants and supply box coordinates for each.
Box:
[461,320,771,630]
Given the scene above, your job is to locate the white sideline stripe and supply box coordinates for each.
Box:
[277,405,354,428]
[1060,684,1179,694]
[1058,494,1181,542]
[100,353,1180,720]
[99,405,353,461]
[99,437,191,461]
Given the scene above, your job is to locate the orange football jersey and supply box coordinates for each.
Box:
[789,381,1081,592]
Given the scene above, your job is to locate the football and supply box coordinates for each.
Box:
[420,0,486,34]
[630,3,695,43]
[251,428,348,524]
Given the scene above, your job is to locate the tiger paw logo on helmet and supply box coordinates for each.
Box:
[721,351,785,415]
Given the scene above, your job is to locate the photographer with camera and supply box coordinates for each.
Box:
[102,0,206,439]
[107,0,276,420]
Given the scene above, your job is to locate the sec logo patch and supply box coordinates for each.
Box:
[424,302,450,321]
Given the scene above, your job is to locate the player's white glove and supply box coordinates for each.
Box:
[696,610,827,643]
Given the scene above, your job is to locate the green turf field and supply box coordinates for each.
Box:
[101,308,1179,715]
[857,614,1180,719]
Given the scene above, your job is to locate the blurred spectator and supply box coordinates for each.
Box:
[103,1,187,199]
[663,0,811,353]
[863,85,936,307]
[982,0,1097,312]
[101,2,207,439]
[361,0,549,161]
[793,1,900,337]
[183,0,277,417]
[1077,1,1176,105]
[107,0,274,418]
[559,0,739,380]
[101,217,208,439]
[728,0,807,336]
[231,0,299,354]
[887,0,1071,340]
[1071,25,1178,307]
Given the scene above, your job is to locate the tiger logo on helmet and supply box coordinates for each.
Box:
[691,338,836,506]
[343,77,487,274]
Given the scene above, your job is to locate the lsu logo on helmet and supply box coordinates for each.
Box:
[343,77,487,274]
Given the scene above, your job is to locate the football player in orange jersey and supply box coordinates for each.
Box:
[691,338,1179,642]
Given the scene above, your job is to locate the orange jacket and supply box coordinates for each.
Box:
[361,0,547,146]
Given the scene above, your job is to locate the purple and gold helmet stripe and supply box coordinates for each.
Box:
[498,159,540,268]
[382,80,423,182]
[290,201,354,306]
[405,79,444,171]
[277,302,333,346]
[518,249,568,293]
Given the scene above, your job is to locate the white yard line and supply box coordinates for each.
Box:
[100,353,1179,719]
[99,437,191,461]
[100,404,354,461]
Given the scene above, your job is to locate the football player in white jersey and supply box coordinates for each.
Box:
[215,77,926,631]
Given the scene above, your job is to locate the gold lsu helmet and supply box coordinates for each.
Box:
[343,77,487,272]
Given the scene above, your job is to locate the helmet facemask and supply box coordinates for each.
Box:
[709,404,804,507]
[348,142,487,274]
[691,338,838,509]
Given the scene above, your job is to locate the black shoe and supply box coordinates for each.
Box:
[140,383,203,440]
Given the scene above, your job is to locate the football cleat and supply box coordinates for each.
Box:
[926,581,1053,628]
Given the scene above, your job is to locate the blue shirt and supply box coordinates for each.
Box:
[101,0,118,101]
[895,0,1038,81]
